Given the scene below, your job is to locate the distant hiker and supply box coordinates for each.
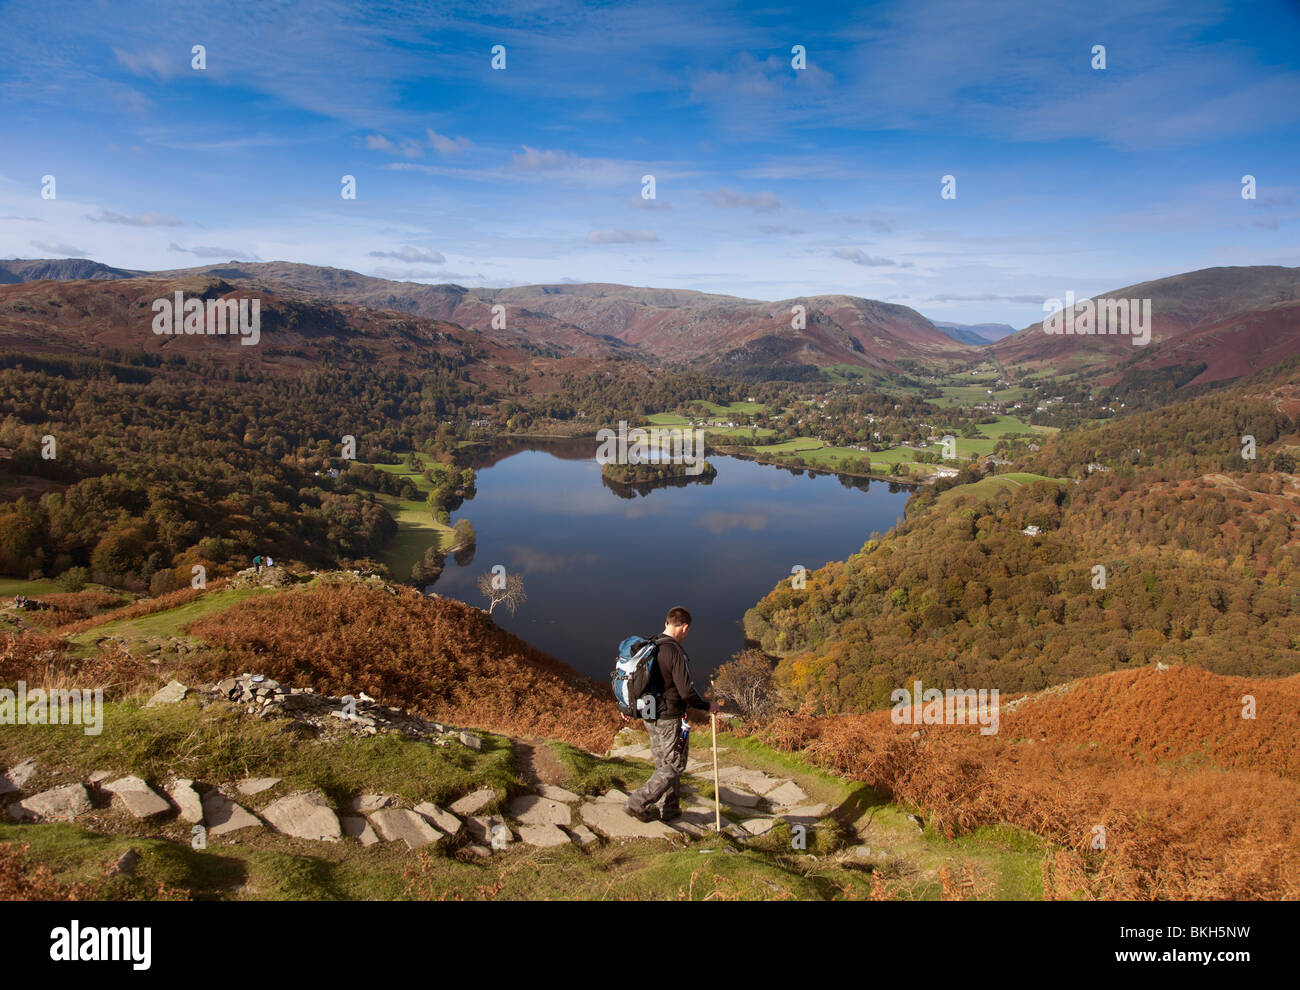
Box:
[265,555,274,568]
[624,606,719,824]
[253,555,263,573]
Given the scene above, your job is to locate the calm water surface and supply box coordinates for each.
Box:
[431,440,911,683]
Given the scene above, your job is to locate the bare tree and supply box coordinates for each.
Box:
[477,571,527,616]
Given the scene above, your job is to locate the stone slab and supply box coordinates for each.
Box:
[449,787,497,816]
[345,792,397,814]
[341,815,380,846]
[535,784,580,803]
[413,801,463,836]
[518,823,571,848]
[262,790,341,841]
[201,790,262,836]
[464,815,514,848]
[368,808,442,850]
[236,777,281,796]
[11,783,91,822]
[766,781,808,807]
[567,824,600,846]
[580,802,679,840]
[146,680,188,707]
[509,795,571,826]
[168,779,204,824]
[103,775,172,819]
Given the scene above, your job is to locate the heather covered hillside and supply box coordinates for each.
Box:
[752,666,1300,899]
[183,582,622,752]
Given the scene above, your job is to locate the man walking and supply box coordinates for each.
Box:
[626,606,720,823]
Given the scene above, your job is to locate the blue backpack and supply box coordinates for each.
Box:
[611,635,664,719]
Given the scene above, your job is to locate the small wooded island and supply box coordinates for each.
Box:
[600,459,718,487]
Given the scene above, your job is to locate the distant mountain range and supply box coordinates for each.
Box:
[993,266,1300,387]
[2,258,1297,389]
[0,258,975,377]
[932,321,1016,346]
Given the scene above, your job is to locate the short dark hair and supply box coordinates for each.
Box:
[665,606,692,627]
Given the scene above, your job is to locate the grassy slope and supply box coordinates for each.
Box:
[64,586,271,652]
[368,454,459,579]
[932,472,1064,509]
[0,587,1047,900]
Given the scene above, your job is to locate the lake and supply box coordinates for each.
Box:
[428,439,912,684]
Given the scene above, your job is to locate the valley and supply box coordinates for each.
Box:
[1,259,1298,904]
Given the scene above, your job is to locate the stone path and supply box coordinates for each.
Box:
[0,692,833,859]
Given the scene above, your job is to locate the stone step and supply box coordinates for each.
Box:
[368,808,442,850]
[465,815,515,848]
[201,790,263,836]
[236,777,282,796]
[10,783,91,822]
[413,802,462,836]
[167,779,204,824]
[509,794,572,826]
[518,823,571,848]
[262,790,341,842]
[449,787,497,816]
[535,784,580,803]
[580,802,680,840]
[341,814,380,846]
[103,775,172,819]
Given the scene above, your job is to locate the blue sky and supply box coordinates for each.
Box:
[1,0,1296,328]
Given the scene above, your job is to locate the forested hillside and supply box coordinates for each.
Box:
[746,370,1300,710]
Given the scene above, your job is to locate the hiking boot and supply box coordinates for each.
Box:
[659,808,683,823]
[627,805,658,823]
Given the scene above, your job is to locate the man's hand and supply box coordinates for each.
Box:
[708,700,723,714]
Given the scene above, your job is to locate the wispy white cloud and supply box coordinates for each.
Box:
[30,239,88,256]
[709,188,781,212]
[169,242,260,260]
[427,129,475,155]
[834,247,911,269]
[369,246,445,263]
[87,210,182,227]
[587,229,659,244]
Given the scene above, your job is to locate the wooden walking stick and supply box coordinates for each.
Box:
[711,709,721,832]
[711,688,723,832]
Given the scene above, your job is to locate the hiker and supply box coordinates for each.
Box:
[625,606,720,824]
[253,554,263,573]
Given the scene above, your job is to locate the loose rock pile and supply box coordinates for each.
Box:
[206,673,471,743]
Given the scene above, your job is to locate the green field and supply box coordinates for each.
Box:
[934,384,1033,408]
[695,399,767,417]
[645,412,691,426]
[973,415,1055,438]
[367,455,460,580]
[934,472,1065,508]
[0,577,62,597]
[737,438,931,476]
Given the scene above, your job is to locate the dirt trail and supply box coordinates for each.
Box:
[512,737,569,787]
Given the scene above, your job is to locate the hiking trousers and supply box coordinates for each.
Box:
[626,716,687,818]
